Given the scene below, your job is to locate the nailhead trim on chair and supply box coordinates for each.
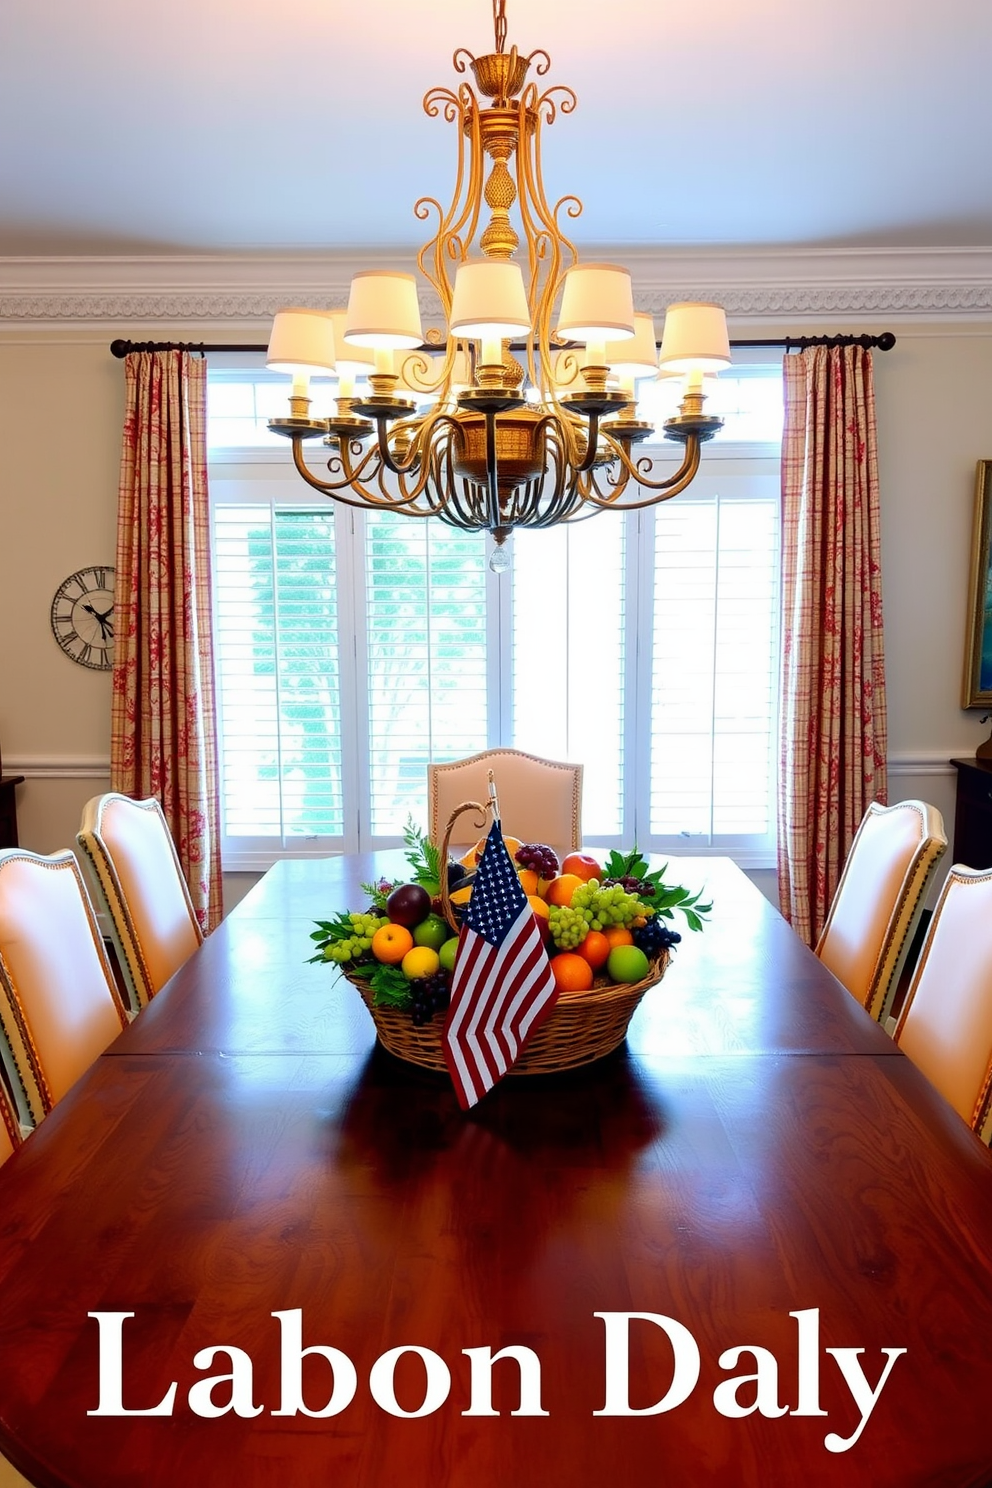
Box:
[0,850,127,1126]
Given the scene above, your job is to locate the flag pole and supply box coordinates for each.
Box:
[487,769,500,826]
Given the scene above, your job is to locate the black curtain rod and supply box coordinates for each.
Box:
[109,331,897,359]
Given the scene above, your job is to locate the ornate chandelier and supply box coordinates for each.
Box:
[267,0,730,567]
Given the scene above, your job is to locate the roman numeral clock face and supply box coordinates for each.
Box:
[50,566,116,671]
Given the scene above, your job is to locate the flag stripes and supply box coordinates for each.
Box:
[442,821,559,1108]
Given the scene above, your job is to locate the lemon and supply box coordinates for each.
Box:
[402,945,441,980]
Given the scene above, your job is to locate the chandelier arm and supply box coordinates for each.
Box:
[393,453,449,516]
[609,436,703,493]
[417,82,481,325]
[580,441,704,510]
[313,436,438,516]
[516,82,580,398]
[575,412,604,474]
[432,86,485,275]
[287,438,407,513]
[426,418,487,530]
[530,427,579,527]
[371,406,452,488]
[582,462,632,506]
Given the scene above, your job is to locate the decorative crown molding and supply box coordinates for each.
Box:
[2,247,992,325]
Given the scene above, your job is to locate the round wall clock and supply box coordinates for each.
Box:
[50,566,116,671]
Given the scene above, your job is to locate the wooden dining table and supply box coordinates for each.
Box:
[1,853,991,1488]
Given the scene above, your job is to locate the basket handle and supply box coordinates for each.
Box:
[439,799,492,933]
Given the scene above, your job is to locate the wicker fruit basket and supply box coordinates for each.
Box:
[339,799,670,1075]
[346,952,668,1074]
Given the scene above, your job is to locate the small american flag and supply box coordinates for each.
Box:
[442,819,559,1109]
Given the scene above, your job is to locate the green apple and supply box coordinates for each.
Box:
[438,936,460,972]
[606,944,650,984]
[412,914,450,952]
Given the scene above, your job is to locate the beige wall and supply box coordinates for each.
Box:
[2,316,990,907]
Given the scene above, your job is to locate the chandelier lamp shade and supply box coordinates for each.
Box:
[266,0,730,558]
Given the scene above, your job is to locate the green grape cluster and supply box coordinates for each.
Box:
[548,904,592,949]
[323,913,386,964]
[571,881,650,930]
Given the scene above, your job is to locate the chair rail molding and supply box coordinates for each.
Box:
[887,752,960,778]
[2,247,992,324]
[6,750,958,785]
[6,755,111,780]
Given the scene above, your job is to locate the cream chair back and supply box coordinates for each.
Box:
[77,793,203,1012]
[0,849,128,1126]
[895,865,992,1138]
[427,749,583,849]
[815,800,947,1023]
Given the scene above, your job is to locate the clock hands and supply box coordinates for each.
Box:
[82,603,115,641]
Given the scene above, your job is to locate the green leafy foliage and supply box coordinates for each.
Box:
[369,963,413,1010]
[306,913,356,962]
[403,816,443,897]
[360,877,395,911]
[601,848,712,933]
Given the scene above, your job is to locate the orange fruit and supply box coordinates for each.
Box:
[462,835,522,866]
[604,926,634,949]
[450,885,473,905]
[371,923,414,964]
[578,930,610,970]
[549,952,595,993]
[517,867,539,896]
[544,873,583,908]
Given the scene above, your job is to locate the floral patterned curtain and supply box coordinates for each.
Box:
[111,350,222,932]
[778,345,887,945]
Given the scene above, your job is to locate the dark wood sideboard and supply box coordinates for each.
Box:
[950,756,992,868]
[0,775,23,850]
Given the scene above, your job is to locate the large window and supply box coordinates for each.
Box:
[208,363,781,868]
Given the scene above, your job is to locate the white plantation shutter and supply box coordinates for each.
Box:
[511,515,626,836]
[646,462,780,860]
[213,505,343,855]
[208,368,782,867]
[363,513,489,836]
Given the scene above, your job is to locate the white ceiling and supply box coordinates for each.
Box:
[1,0,991,259]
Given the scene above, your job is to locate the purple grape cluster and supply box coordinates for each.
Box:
[605,874,656,899]
[632,918,681,957]
[410,971,451,1026]
[515,843,560,879]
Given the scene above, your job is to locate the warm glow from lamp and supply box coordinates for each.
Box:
[556,264,635,343]
[658,302,731,374]
[266,308,337,375]
[450,260,531,341]
[605,313,658,378]
[344,271,424,350]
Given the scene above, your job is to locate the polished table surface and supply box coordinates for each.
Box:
[1,854,991,1488]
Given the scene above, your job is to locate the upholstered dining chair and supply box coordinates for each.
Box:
[0,1072,20,1166]
[77,793,203,1013]
[815,799,947,1024]
[894,865,992,1142]
[427,748,583,849]
[0,848,128,1127]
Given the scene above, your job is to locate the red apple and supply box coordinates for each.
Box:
[561,852,601,883]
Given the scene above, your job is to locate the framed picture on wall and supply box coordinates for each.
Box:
[962,460,992,706]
